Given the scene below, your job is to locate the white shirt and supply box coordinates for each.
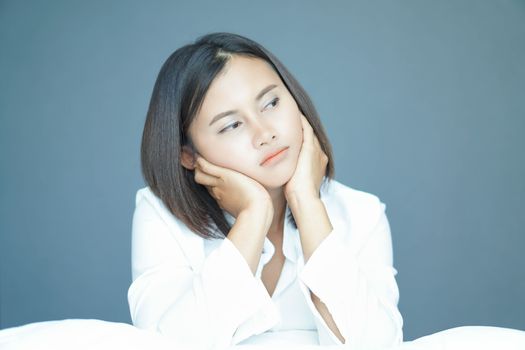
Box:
[127,178,403,350]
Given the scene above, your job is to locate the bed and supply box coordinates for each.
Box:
[1,319,524,350]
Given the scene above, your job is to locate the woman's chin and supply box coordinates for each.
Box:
[257,171,295,191]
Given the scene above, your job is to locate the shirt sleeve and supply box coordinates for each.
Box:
[298,200,403,348]
[127,193,279,350]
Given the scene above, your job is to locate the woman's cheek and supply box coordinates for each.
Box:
[213,147,250,173]
[291,114,304,146]
[199,144,232,168]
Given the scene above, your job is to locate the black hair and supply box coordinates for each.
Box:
[141,32,334,239]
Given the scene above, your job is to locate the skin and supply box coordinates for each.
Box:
[180,55,345,343]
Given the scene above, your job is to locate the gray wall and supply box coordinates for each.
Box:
[1,0,524,341]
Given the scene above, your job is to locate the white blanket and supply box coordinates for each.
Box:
[1,319,524,350]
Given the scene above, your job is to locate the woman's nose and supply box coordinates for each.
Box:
[252,121,277,148]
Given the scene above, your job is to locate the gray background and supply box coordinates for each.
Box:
[1,0,524,341]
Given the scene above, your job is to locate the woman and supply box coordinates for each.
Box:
[128,32,403,349]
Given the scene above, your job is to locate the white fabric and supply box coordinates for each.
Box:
[127,178,404,350]
[2,320,525,350]
[0,319,176,350]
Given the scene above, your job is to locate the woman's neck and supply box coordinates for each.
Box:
[266,187,287,237]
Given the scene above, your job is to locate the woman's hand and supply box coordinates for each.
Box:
[283,115,333,264]
[194,156,273,220]
[284,114,328,202]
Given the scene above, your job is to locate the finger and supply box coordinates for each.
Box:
[205,185,216,198]
[300,114,313,135]
[300,115,315,145]
[312,131,322,150]
[195,156,224,178]
[312,133,328,165]
[194,167,220,187]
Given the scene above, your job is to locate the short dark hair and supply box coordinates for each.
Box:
[141,32,335,239]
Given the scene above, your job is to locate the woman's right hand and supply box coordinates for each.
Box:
[193,156,274,221]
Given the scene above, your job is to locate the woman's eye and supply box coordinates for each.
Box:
[265,97,280,109]
[218,98,279,134]
[219,121,242,134]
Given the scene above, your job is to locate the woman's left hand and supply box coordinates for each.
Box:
[284,114,328,202]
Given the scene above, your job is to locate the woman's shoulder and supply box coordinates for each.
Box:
[133,185,203,242]
[322,178,381,202]
[135,186,159,206]
[134,186,186,218]
[132,186,205,268]
[133,186,169,221]
[321,178,386,232]
[322,178,384,210]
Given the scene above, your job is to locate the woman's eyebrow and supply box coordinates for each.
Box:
[208,84,278,126]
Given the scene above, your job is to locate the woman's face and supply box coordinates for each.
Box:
[184,55,303,190]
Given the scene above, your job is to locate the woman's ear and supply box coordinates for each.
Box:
[181,145,196,170]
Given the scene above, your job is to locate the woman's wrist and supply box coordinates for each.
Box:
[286,191,319,214]
[228,205,272,275]
[240,201,273,232]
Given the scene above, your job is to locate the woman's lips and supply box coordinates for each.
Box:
[260,147,289,166]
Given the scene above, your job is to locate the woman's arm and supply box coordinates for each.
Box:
[286,194,333,264]
[226,201,273,275]
[290,193,403,347]
[128,194,277,349]
[286,193,345,342]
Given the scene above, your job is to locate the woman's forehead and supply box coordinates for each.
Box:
[211,56,280,93]
[195,57,282,121]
